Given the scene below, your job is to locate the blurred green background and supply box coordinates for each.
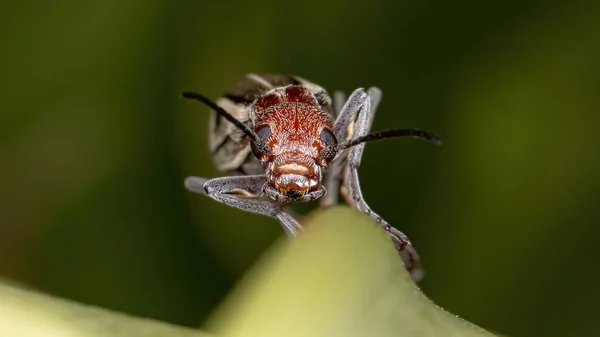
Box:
[1,1,599,336]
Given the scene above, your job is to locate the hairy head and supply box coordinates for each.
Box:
[250,85,336,202]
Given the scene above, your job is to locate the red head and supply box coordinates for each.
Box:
[250,85,337,202]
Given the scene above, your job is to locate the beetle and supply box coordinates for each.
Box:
[182,74,440,281]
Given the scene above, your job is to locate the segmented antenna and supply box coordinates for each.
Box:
[337,129,441,151]
[181,91,270,153]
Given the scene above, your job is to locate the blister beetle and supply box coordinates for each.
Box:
[183,74,440,282]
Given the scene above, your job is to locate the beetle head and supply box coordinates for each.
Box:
[251,122,338,203]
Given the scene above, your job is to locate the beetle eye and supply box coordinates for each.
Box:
[319,128,337,161]
[320,128,337,147]
[251,125,272,157]
[256,125,271,141]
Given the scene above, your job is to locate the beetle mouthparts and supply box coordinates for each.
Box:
[275,173,311,195]
[285,188,303,199]
[267,158,322,201]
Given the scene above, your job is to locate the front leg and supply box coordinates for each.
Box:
[320,91,349,208]
[337,88,424,282]
[322,88,377,208]
[185,175,302,236]
[338,86,381,203]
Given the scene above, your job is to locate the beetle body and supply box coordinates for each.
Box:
[183,73,440,282]
[208,74,337,202]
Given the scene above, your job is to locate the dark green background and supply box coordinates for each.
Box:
[1,1,599,336]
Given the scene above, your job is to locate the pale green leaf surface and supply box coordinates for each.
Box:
[208,207,496,337]
[0,280,211,337]
[0,207,496,337]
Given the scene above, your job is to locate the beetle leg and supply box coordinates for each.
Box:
[320,90,347,208]
[333,88,369,143]
[320,158,343,208]
[185,175,302,236]
[338,86,381,202]
[331,87,381,207]
[334,86,380,203]
[336,88,424,282]
[346,87,382,168]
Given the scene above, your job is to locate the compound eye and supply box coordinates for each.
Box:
[320,128,337,147]
[251,125,272,157]
[256,124,271,141]
[319,128,337,161]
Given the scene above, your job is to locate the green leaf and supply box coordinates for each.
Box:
[208,206,496,337]
[0,207,497,337]
[0,280,211,337]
